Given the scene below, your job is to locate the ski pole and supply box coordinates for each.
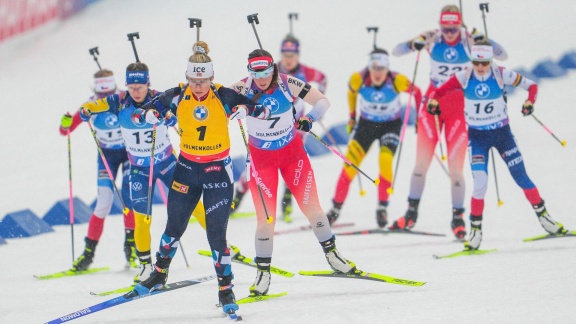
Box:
[145,124,157,223]
[434,153,450,177]
[366,26,378,49]
[89,47,101,71]
[531,114,566,146]
[87,122,129,215]
[490,149,504,207]
[388,50,421,194]
[156,179,190,268]
[317,120,365,197]
[237,119,273,224]
[66,125,75,262]
[434,115,447,160]
[309,130,380,185]
[127,32,141,62]
[288,13,298,35]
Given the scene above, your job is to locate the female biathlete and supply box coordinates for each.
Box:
[426,40,567,250]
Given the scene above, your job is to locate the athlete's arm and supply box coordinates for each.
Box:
[286,75,329,121]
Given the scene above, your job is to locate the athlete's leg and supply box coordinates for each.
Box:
[249,146,280,258]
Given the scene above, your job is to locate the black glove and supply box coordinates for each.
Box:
[471,28,485,42]
[427,99,440,115]
[410,36,426,51]
[522,101,534,116]
[296,116,313,132]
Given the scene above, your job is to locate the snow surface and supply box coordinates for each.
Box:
[1,0,576,323]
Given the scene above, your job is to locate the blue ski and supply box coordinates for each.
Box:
[45,274,215,323]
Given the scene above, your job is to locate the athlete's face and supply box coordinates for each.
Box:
[251,66,274,90]
[127,84,149,103]
[280,52,299,71]
[187,77,212,98]
[369,65,388,86]
[441,25,461,42]
[472,60,491,76]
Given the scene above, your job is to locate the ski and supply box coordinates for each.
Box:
[298,270,426,286]
[237,292,287,304]
[197,248,295,278]
[45,274,216,323]
[90,285,134,296]
[433,248,498,259]
[335,228,446,237]
[274,222,355,235]
[523,230,576,242]
[34,267,109,280]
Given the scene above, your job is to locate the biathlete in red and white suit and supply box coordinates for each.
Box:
[426,40,567,250]
[231,34,328,223]
[230,49,358,297]
[390,5,508,239]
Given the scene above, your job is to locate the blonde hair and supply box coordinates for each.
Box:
[441,4,460,13]
[189,41,211,63]
[94,69,113,78]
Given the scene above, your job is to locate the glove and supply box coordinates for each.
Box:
[427,99,440,115]
[61,113,72,129]
[346,118,356,134]
[410,36,426,51]
[145,109,162,125]
[230,105,248,120]
[522,101,534,116]
[471,28,485,42]
[131,108,146,125]
[164,111,177,127]
[296,116,313,132]
[253,105,271,119]
[79,107,91,122]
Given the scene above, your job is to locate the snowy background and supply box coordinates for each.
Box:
[1,0,575,323]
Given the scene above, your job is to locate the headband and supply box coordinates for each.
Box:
[186,62,214,78]
[470,45,493,62]
[281,40,299,53]
[369,53,390,69]
[93,75,116,93]
[125,70,149,85]
[248,56,273,71]
[439,12,462,26]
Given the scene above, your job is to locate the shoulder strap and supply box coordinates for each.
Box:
[277,74,294,103]
[491,63,504,90]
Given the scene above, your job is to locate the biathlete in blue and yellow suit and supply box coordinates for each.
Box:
[126,42,269,314]
[79,62,206,284]
[326,48,422,228]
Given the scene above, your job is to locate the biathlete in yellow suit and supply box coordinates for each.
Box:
[125,42,269,315]
[326,48,422,228]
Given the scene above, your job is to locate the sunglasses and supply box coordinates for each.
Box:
[441,27,459,34]
[472,61,491,67]
[249,65,274,79]
[187,77,211,86]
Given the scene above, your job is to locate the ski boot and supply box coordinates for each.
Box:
[218,274,239,315]
[326,200,343,225]
[464,215,482,250]
[123,229,138,268]
[376,201,389,228]
[451,208,467,240]
[72,237,97,271]
[281,188,293,223]
[321,236,357,274]
[533,201,567,234]
[127,255,171,297]
[389,198,420,230]
[249,257,271,296]
[133,251,153,284]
